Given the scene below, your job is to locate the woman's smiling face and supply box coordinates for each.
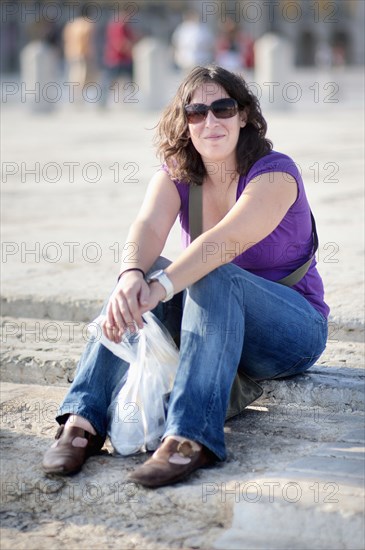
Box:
[187,82,247,167]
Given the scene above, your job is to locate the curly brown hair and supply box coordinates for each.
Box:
[155,65,273,186]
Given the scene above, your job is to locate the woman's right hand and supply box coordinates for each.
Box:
[101,271,150,343]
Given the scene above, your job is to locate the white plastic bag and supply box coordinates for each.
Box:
[88,311,179,456]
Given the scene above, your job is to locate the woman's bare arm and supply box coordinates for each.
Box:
[161,172,298,295]
[103,169,180,340]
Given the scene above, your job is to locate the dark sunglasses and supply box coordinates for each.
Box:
[185,98,239,124]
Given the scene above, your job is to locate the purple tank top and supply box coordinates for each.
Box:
[164,151,329,318]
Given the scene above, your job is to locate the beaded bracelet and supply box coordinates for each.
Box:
[117,268,146,282]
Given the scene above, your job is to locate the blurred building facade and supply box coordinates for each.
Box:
[265,0,365,66]
[1,0,364,73]
[204,0,365,67]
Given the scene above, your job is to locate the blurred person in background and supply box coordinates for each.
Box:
[171,10,215,72]
[100,7,139,108]
[215,17,255,72]
[63,8,96,103]
[314,41,333,69]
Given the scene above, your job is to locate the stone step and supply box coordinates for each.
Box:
[2,295,364,340]
[1,381,363,550]
[1,316,364,412]
[213,429,365,550]
[1,295,103,323]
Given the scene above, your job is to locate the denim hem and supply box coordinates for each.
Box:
[56,405,107,438]
[162,429,226,462]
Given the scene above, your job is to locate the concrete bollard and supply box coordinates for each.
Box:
[20,40,59,114]
[133,37,171,110]
[254,33,294,111]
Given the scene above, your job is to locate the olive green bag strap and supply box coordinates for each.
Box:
[276,212,318,286]
[189,184,263,420]
[189,183,203,242]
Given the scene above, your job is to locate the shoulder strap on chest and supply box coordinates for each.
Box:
[188,183,203,242]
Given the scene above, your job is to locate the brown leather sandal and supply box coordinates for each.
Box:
[127,438,214,488]
[42,425,105,475]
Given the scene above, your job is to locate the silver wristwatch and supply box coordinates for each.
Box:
[147,269,174,302]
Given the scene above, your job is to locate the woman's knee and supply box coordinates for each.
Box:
[146,256,171,276]
[188,263,250,299]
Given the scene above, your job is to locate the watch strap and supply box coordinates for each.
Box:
[148,270,174,302]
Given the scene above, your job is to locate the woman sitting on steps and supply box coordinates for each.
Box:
[42,65,329,487]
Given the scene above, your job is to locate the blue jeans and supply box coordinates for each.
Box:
[57,259,328,461]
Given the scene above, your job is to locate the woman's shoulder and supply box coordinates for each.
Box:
[245,150,302,184]
[248,150,297,173]
[161,163,190,200]
[161,162,187,184]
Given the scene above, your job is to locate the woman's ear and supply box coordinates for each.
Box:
[239,108,248,127]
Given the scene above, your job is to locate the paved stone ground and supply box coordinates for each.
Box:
[1,382,364,550]
[1,67,364,549]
